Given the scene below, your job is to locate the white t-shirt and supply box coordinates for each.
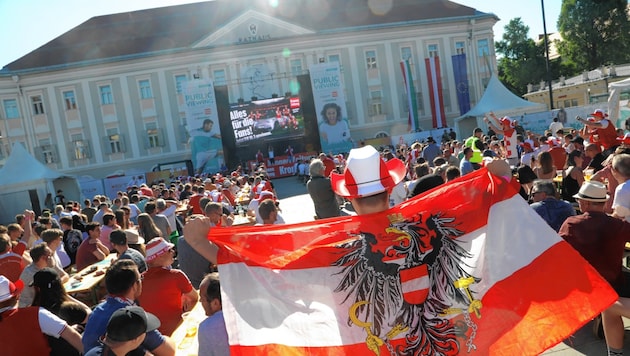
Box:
[613,181,630,223]
[320,120,350,144]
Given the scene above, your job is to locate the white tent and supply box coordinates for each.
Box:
[454,75,547,137]
[0,143,81,224]
[608,77,630,128]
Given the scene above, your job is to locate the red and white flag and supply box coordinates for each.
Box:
[209,168,616,355]
[425,56,447,129]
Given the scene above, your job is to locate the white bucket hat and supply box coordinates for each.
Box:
[573,180,609,202]
[331,145,405,198]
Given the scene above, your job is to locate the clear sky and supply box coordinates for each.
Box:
[0,0,562,69]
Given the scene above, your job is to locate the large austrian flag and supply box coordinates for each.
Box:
[209,168,616,355]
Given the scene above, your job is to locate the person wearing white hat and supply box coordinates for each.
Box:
[138,237,198,336]
[0,275,83,355]
[559,180,630,356]
[329,145,407,215]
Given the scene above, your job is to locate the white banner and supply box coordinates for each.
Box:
[78,178,104,200]
[309,62,353,154]
[183,79,224,174]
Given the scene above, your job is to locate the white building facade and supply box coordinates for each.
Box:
[0,0,498,177]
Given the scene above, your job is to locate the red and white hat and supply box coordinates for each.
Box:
[0,276,23,303]
[589,109,608,119]
[331,145,405,198]
[617,133,630,145]
[254,190,276,202]
[145,237,174,262]
[500,116,516,128]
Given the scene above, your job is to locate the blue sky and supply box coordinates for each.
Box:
[0,0,562,68]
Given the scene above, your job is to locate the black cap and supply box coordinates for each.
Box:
[30,268,60,288]
[106,306,161,342]
[109,229,127,246]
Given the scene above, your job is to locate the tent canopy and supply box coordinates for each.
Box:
[608,78,630,123]
[456,75,546,120]
[0,143,70,186]
[0,143,80,223]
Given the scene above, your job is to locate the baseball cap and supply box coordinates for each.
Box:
[106,306,161,342]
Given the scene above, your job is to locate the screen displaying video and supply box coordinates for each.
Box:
[229,96,304,147]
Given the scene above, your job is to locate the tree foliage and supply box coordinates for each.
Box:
[496,18,550,96]
[557,0,630,70]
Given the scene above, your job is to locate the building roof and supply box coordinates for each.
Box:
[2,0,490,73]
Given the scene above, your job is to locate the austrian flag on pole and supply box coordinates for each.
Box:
[209,168,616,355]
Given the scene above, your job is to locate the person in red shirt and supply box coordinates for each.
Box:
[138,238,198,335]
[578,109,619,155]
[0,233,25,282]
[319,153,336,177]
[188,186,206,215]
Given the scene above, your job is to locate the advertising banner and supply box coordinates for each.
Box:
[184,79,224,175]
[309,62,352,154]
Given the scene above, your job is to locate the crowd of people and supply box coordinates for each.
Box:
[2,108,630,355]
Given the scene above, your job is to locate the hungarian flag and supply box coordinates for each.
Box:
[209,168,616,355]
[400,60,419,132]
[425,56,447,129]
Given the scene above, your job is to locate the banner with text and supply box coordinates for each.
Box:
[184,79,224,175]
[309,62,353,154]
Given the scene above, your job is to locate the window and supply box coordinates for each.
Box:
[3,99,19,119]
[428,44,439,58]
[175,75,187,94]
[328,54,340,63]
[99,85,113,105]
[146,123,161,148]
[106,128,123,154]
[477,39,489,57]
[31,96,45,115]
[37,139,56,164]
[571,99,578,107]
[63,91,77,110]
[365,50,377,69]
[290,59,302,76]
[369,90,383,116]
[212,70,226,86]
[455,41,465,55]
[139,80,153,99]
[71,134,89,160]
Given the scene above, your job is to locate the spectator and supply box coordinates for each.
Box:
[198,273,229,356]
[84,306,161,356]
[31,268,91,356]
[110,230,147,273]
[559,181,630,356]
[18,243,55,307]
[82,259,176,354]
[530,180,576,232]
[257,199,280,225]
[306,159,340,219]
[561,150,585,204]
[75,222,109,272]
[612,153,630,222]
[459,147,475,176]
[0,233,26,282]
[139,237,198,335]
[0,275,83,355]
[144,202,171,240]
[40,229,70,283]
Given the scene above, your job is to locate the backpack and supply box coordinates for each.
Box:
[63,229,83,265]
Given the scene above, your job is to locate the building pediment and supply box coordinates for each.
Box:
[193,9,314,47]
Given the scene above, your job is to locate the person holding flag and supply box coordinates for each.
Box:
[184,146,616,355]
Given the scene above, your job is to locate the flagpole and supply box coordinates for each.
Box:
[541,0,554,110]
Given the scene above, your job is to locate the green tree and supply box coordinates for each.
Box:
[496,18,548,96]
[557,0,630,71]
